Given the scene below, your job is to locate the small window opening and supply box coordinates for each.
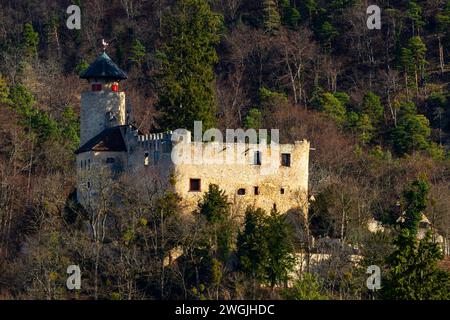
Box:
[111,84,119,92]
[189,179,201,192]
[254,186,260,195]
[92,84,102,91]
[280,188,285,195]
[144,152,149,166]
[281,153,291,167]
[237,188,246,195]
[254,151,261,165]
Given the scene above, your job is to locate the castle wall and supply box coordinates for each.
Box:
[171,140,310,215]
[80,90,126,145]
[125,132,310,215]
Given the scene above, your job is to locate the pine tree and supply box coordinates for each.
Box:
[22,23,39,58]
[406,1,425,36]
[155,0,223,132]
[408,36,427,96]
[0,75,10,104]
[318,93,347,125]
[198,184,232,261]
[362,91,384,125]
[264,208,295,289]
[318,21,338,52]
[382,178,450,300]
[263,0,281,32]
[244,108,263,129]
[392,102,431,155]
[237,207,268,296]
[280,0,301,28]
[129,39,146,66]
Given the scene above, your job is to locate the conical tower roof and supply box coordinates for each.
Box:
[80,52,127,80]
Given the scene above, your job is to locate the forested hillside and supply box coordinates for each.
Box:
[0,0,450,299]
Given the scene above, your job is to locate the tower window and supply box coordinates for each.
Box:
[237,188,246,195]
[254,151,262,165]
[254,186,260,195]
[92,84,102,91]
[189,179,201,192]
[280,188,285,195]
[111,84,118,92]
[88,159,91,170]
[281,153,291,167]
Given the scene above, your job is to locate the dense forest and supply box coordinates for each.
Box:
[0,0,450,299]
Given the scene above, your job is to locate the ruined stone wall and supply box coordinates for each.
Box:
[171,140,310,215]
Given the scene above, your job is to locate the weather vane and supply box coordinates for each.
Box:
[101,38,109,52]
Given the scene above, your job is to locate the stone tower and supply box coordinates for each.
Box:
[79,52,128,145]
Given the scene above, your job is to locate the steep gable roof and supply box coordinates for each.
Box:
[75,126,127,154]
[80,52,128,80]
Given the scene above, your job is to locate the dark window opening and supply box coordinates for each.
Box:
[189,179,201,192]
[88,159,91,170]
[254,151,261,165]
[87,181,91,189]
[92,84,102,91]
[254,186,260,195]
[106,158,115,164]
[144,152,149,166]
[280,188,285,195]
[237,188,246,195]
[273,203,277,211]
[281,153,291,167]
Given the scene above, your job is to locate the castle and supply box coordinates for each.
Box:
[75,52,310,215]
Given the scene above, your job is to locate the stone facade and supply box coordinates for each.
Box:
[80,82,126,145]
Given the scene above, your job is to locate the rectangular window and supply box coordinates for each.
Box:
[92,84,102,91]
[254,186,260,195]
[189,179,201,192]
[281,153,291,167]
[237,188,246,195]
[254,151,261,165]
[280,188,285,195]
[88,159,91,170]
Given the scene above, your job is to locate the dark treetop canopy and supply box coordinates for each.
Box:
[80,52,128,80]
